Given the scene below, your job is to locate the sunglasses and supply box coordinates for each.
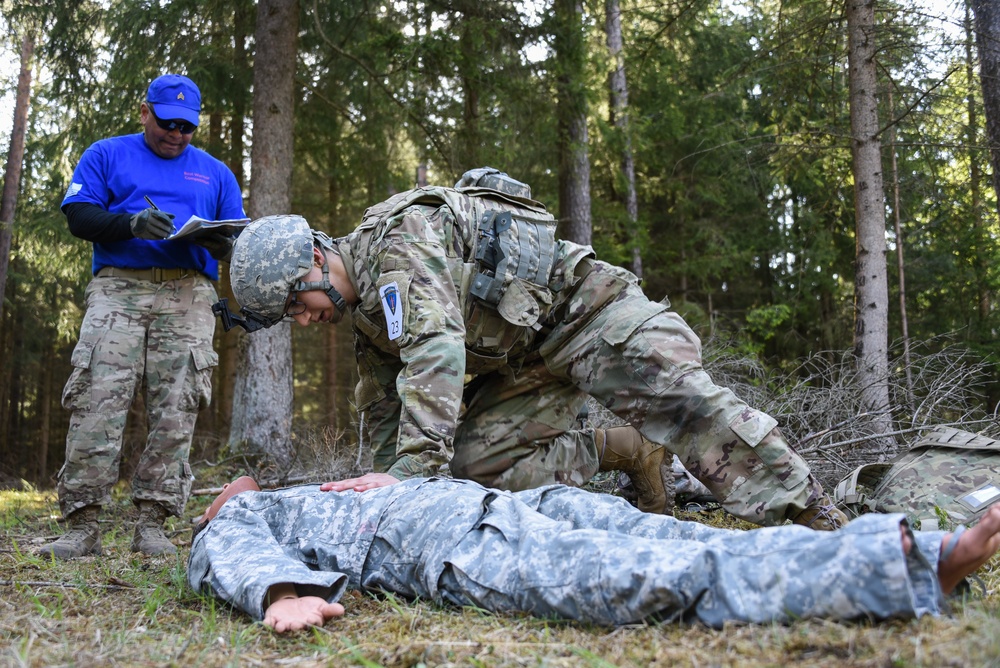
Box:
[146,102,197,135]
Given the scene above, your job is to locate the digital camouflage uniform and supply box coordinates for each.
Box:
[60,274,217,517]
[340,180,828,526]
[188,479,947,627]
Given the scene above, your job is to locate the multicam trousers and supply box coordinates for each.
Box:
[450,260,825,526]
[58,273,218,517]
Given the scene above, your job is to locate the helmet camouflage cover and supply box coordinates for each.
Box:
[455,166,532,200]
[230,214,314,323]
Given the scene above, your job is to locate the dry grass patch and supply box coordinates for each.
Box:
[3,482,1000,667]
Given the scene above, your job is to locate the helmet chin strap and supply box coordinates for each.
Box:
[293,256,347,322]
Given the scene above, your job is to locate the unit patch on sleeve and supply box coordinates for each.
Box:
[380,282,404,340]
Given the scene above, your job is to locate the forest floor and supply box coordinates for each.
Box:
[3,469,1000,668]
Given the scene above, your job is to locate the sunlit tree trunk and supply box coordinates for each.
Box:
[605,0,642,279]
[0,32,34,319]
[846,0,893,444]
[457,15,481,171]
[887,90,914,413]
[556,0,592,245]
[966,0,993,324]
[230,0,299,472]
[214,0,253,438]
[971,0,1000,219]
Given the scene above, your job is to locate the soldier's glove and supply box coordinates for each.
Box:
[194,232,236,262]
[130,208,176,240]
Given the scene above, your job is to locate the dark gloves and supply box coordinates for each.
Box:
[130,208,176,240]
[194,232,236,262]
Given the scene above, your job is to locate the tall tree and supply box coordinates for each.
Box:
[968,0,997,327]
[555,0,592,245]
[0,30,34,318]
[971,0,1000,218]
[604,0,641,278]
[229,0,300,471]
[846,0,893,441]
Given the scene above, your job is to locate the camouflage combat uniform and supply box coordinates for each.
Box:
[340,183,828,526]
[188,479,946,627]
[59,274,218,516]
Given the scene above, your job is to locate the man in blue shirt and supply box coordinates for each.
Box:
[38,74,245,559]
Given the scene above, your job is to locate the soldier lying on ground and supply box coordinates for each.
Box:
[188,476,1000,633]
[218,167,847,529]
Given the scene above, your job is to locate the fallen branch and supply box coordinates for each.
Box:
[0,579,153,591]
[797,418,997,456]
[191,474,318,497]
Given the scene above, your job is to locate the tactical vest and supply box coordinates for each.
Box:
[834,426,1000,530]
[352,185,560,366]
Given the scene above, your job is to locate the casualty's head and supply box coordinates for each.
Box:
[229,214,348,329]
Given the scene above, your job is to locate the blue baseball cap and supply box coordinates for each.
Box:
[146,74,201,126]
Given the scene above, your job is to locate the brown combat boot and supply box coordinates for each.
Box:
[132,501,177,556]
[792,495,849,531]
[37,506,102,559]
[597,426,674,514]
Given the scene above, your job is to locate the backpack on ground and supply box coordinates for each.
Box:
[834,426,1000,530]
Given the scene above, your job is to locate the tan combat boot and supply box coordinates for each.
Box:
[132,501,177,556]
[792,495,849,531]
[597,426,674,515]
[37,506,102,559]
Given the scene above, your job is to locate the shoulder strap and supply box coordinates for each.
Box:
[834,462,892,516]
[911,425,1000,453]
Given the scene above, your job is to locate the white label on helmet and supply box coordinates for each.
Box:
[380,282,403,340]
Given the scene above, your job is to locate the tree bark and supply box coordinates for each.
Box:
[971,0,1000,219]
[887,90,914,413]
[846,0,893,443]
[215,0,253,439]
[889,91,916,413]
[556,0,592,245]
[966,0,993,324]
[230,0,300,472]
[605,0,642,279]
[0,32,34,320]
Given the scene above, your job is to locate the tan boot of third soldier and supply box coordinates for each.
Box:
[37,505,102,559]
[597,426,674,514]
[132,501,178,556]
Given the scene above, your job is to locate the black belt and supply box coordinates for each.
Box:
[96,267,193,282]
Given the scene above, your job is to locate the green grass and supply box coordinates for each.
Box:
[3,478,1000,667]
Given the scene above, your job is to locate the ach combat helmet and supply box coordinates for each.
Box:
[214,214,347,332]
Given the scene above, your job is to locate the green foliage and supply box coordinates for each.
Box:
[2,0,999,480]
[743,303,793,353]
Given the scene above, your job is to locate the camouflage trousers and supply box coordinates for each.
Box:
[451,261,825,526]
[368,484,944,627]
[58,274,218,518]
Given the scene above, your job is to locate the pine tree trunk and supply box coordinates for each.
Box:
[556,0,592,246]
[214,0,253,439]
[966,0,993,324]
[605,0,642,279]
[971,0,1000,220]
[887,90,914,413]
[846,0,893,445]
[0,32,34,319]
[230,0,300,472]
[38,357,52,483]
[458,16,481,170]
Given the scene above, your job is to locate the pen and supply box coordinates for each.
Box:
[144,195,159,210]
